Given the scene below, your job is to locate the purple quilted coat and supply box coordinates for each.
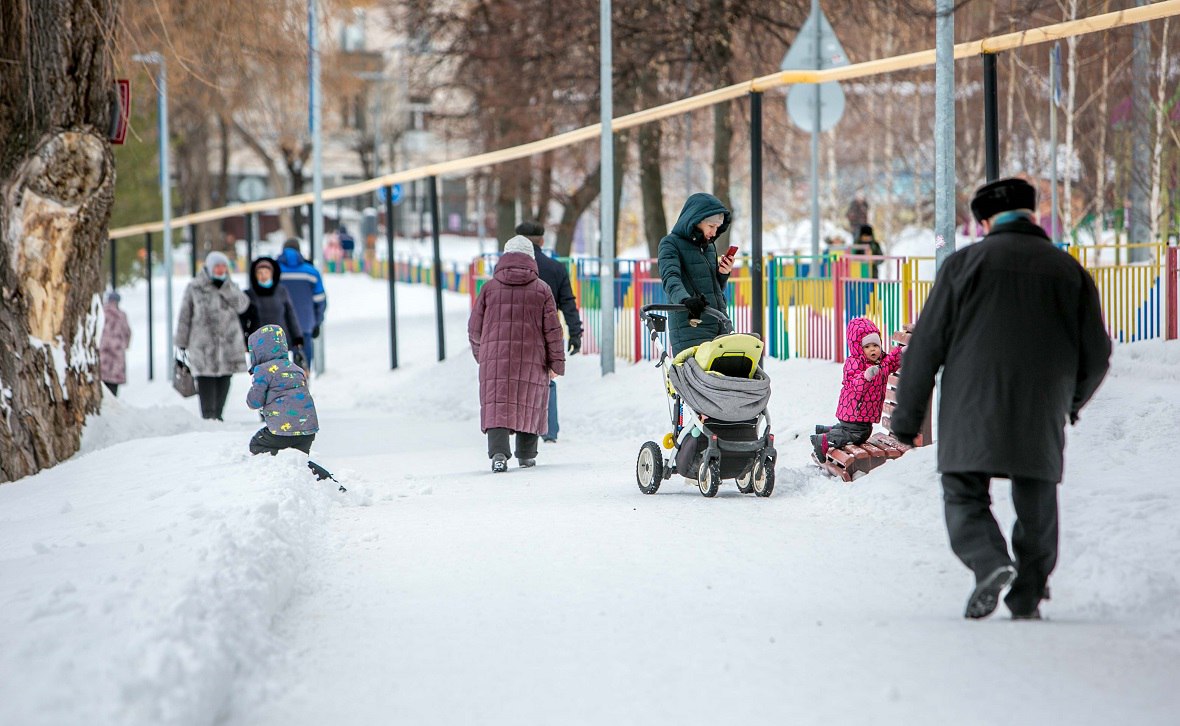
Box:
[468,252,566,434]
[835,317,903,423]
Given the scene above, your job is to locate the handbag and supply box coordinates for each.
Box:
[172,355,197,398]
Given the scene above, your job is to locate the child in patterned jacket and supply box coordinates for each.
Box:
[246,325,333,483]
[811,317,904,460]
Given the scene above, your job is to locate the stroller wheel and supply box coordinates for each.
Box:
[736,464,756,494]
[698,459,721,498]
[636,441,664,495]
[753,457,776,498]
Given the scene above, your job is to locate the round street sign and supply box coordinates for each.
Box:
[786,82,846,133]
[376,183,404,205]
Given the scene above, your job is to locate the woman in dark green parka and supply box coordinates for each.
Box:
[657,193,734,353]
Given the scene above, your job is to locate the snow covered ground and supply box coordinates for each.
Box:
[1,272,1178,726]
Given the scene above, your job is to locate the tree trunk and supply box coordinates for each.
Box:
[1063,0,1079,242]
[534,150,554,224]
[231,119,294,237]
[1095,3,1110,244]
[639,120,667,257]
[555,164,603,257]
[0,0,118,482]
[712,101,732,213]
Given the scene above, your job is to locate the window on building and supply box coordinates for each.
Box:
[408,96,431,132]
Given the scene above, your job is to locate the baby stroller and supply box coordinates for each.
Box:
[636,303,777,498]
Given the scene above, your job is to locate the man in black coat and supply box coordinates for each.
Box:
[891,177,1111,621]
[515,222,583,443]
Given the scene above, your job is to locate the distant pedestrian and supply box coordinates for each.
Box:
[338,225,356,260]
[658,193,734,355]
[846,191,869,236]
[811,317,903,461]
[468,235,566,472]
[277,239,327,371]
[891,177,1111,621]
[515,221,583,443]
[855,224,884,277]
[99,291,131,397]
[175,251,250,420]
[240,257,305,368]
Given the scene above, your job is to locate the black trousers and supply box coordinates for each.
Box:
[103,382,119,396]
[828,420,872,449]
[487,427,539,461]
[942,471,1058,615]
[195,375,233,420]
[249,427,315,456]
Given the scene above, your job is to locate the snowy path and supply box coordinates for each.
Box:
[2,275,1178,725]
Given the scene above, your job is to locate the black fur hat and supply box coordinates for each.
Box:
[970,178,1037,223]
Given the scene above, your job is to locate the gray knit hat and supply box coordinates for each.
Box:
[503,235,535,258]
[205,251,231,275]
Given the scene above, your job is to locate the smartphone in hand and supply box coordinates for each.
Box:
[725,245,738,259]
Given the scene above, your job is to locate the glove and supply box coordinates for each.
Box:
[567,337,581,355]
[293,336,304,348]
[683,294,707,319]
[311,325,321,339]
[1069,411,1079,426]
[863,365,880,381]
[292,348,308,369]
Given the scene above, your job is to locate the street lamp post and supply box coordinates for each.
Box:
[309,0,326,375]
[132,52,174,371]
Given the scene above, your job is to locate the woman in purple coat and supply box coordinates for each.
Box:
[468,236,566,472]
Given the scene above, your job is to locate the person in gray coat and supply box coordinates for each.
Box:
[891,177,1111,621]
[175,251,250,420]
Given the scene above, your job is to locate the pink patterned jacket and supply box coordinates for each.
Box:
[835,317,903,423]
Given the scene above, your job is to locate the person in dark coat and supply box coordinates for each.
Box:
[468,235,566,472]
[515,221,583,443]
[240,257,305,367]
[277,238,327,370]
[658,193,734,354]
[854,224,884,278]
[890,177,1111,621]
[846,191,869,236]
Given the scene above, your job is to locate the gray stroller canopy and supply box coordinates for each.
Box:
[669,358,772,422]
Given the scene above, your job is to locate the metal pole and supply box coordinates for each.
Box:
[385,185,399,369]
[145,232,154,381]
[1049,46,1059,244]
[809,0,821,271]
[245,212,255,262]
[309,0,326,375]
[1129,0,1150,251]
[189,223,198,276]
[599,0,616,374]
[934,0,957,272]
[749,91,765,341]
[983,52,999,182]
[429,175,445,362]
[109,239,117,291]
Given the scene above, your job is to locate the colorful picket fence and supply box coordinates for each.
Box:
[331,244,1179,361]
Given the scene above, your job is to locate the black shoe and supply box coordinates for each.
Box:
[809,434,828,460]
[965,565,1017,619]
[518,458,536,468]
[491,453,508,473]
[1010,608,1042,621]
[815,425,830,435]
[542,438,557,443]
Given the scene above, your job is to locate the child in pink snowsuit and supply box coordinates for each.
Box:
[811,317,904,459]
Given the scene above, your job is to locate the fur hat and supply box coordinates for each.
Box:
[503,235,535,258]
[970,177,1037,223]
[514,221,545,239]
[283,238,302,252]
[861,332,883,349]
[205,251,231,274]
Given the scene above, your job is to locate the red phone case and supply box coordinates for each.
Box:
[726,245,738,258]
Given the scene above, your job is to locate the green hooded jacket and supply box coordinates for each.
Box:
[657,193,732,353]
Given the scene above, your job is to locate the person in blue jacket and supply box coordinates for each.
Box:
[277,238,327,370]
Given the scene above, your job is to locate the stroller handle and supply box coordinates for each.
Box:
[640,303,734,335]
